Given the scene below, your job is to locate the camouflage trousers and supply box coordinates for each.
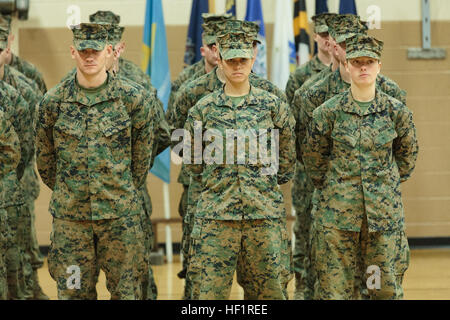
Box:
[5,204,34,300]
[26,200,48,300]
[187,218,288,300]
[89,186,157,300]
[237,216,293,300]
[311,216,410,300]
[291,161,314,300]
[21,165,43,271]
[27,201,44,271]
[178,184,189,279]
[183,178,293,300]
[0,209,8,300]
[182,178,200,299]
[48,215,146,300]
[139,185,158,300]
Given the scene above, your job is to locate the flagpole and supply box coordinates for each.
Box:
[163,182,173,263]
[143,0,173,264]
[208,0,215,13]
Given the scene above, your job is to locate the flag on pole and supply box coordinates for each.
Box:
[184,0,209,66]
[244,0,267,78]
[293,0,311,66]
[314,0,329,54]
[142,0,171,183]
[339,0,357,14]
[271,0,296,89]
[226,0,236,17]
[316,0,329,14]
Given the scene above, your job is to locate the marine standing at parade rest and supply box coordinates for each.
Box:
[0,110,20,300]
[184,21,296,299]
[303,34,418,299]
[36,23,157,299]
[284,12,332,300]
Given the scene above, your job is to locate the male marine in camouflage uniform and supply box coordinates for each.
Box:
[0,25,48,299]
[184,23,295,299]
[285,13,333,105]
[168,13,233,117]
[0,110,20,300]
[0,15,49,299]
[104,22,170,300]
[285,13,333,300]
[289,14,355,300]
[0,23,35,300]
[82,15,171,299]
[303,34,418,299]
[0,74,34,299]
[36,23,156,300]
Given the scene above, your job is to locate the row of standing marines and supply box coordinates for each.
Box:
[0,9,418,300]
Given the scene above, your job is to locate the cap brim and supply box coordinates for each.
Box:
[74,39,106,51]
[335,33,356,44]
[221,48,254,60]
[203,35,216,45]
[108,39,120,47]
[314,25,328,33]
[346,50,380,60]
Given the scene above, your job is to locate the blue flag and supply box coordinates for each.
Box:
[244,0,267,78]
[316,0,329,14]
[142,0,171,183]
[339,0,357,14]
[184,0,209,65]
[314,0,329,54]
[226,0,236,17]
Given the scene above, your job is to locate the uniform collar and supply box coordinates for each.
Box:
[311,55,327,72]
[62,71,120,106]
[216,84,259,109]
[343,88,386,116]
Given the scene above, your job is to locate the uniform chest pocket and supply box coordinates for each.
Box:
[331,128,358,148]
[54,116,84,163]
[98,115,131,137]
[373,125,397,148]
[249,112,274,130]
[54,117,84,138]
[98,114,131,163]
[204,114,233,130]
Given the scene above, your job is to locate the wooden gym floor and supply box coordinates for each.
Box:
[36,248,450,300]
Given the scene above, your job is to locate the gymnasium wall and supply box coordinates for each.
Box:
[12,0,450,245]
